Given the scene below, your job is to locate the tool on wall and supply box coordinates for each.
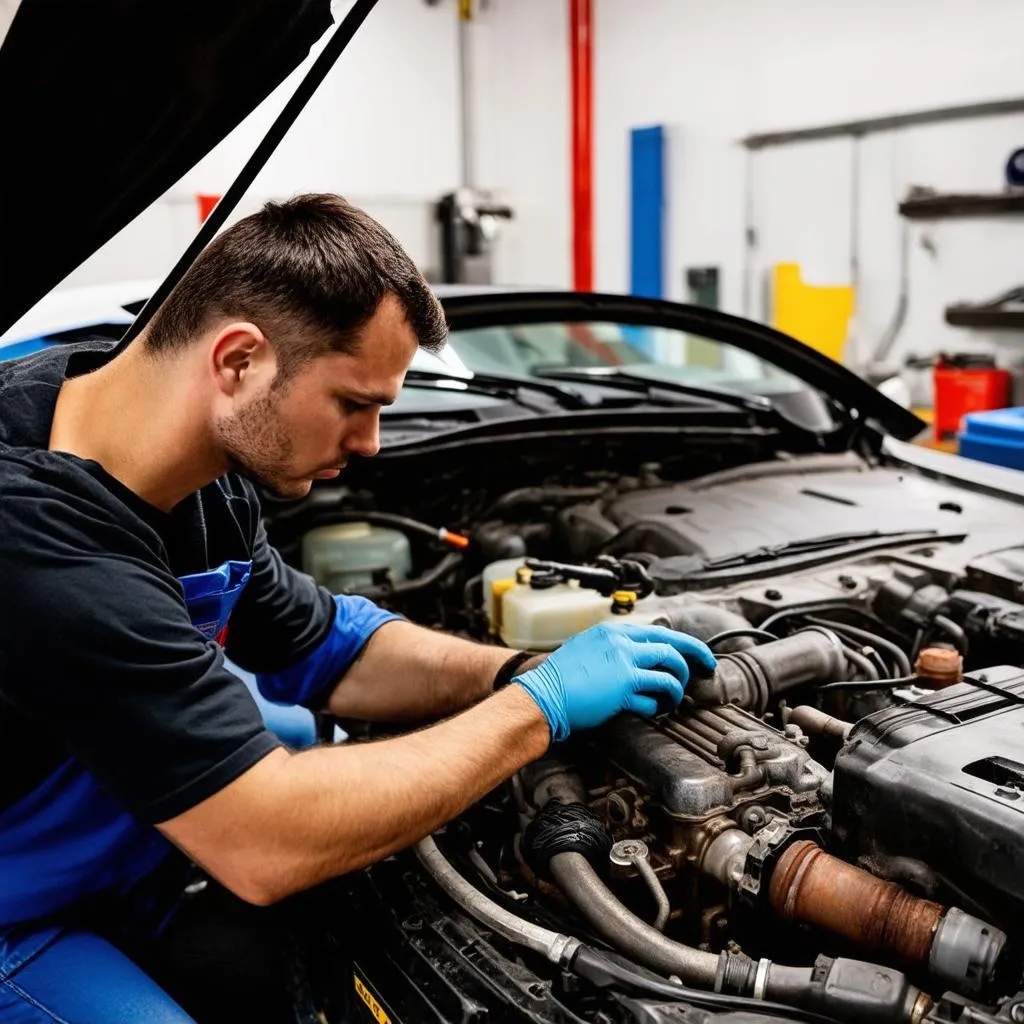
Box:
[435,189,513,285]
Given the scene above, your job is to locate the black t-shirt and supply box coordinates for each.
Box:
[0,342,338,922]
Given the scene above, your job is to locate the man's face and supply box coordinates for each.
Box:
[215,295,419,499]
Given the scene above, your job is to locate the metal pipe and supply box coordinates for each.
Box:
[415,836,580,965]
[788,705,853,741]
[742,96,1024,150]
[632,852,671,932]
[456,0,474,187]
[771,840,943,966]
[550,851,720,986]
[569,0,593,290]
[769,840,1006,997]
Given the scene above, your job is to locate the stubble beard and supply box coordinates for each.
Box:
[216,391,309,499]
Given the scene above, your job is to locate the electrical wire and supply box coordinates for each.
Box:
[818,675,919,692]
[706,627,780,650]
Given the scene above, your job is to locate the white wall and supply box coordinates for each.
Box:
[59,0,463,291]
[473,0,1024,383]
[470,0,571,287]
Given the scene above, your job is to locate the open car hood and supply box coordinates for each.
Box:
[0,0,340,335]
[441,291,927,441]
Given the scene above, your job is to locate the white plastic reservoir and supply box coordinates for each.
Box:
[485,560,661,651]
[302,522,412,593]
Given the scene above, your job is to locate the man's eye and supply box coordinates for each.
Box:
[339,397,368,414]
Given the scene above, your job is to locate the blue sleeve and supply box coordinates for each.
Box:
[255,595,401,708]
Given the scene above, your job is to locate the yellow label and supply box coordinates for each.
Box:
[354,975,391,1024]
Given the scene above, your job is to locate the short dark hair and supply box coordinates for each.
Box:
[143,193,447,375]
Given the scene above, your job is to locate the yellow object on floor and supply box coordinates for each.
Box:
[772,263,855,364]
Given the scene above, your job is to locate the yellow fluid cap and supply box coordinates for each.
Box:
[611,590,638,608]
[490,578,518,631]
[515,566,533,585]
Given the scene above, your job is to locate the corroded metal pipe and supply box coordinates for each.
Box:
[769,840,1006,997]
[771,840,944,966]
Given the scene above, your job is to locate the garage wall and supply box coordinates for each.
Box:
[61,0,463,290]
[474,0,1024,376]
[469,0,571,288]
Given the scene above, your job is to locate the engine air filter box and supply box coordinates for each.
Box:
[832,666,1024,930]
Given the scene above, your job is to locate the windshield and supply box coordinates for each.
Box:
[444,320,813,399]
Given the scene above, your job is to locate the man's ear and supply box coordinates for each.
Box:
[209,323,274,396]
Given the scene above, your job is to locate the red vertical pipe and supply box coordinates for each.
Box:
[570,0,593,291]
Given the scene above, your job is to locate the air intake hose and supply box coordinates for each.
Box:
[687,627,847,713]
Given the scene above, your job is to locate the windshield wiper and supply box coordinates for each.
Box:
[701,529,945,570]
[403,368,595,411]
[531,366,774,415]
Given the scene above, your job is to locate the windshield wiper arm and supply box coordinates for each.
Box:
[404,368,595,411]
[702,529,943,570]
[531,367,773,414]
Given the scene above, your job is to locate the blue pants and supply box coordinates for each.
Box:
[0,926,195,1022]
[0,672,335,1022]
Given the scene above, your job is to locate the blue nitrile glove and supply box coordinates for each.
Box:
[513,622,717,742]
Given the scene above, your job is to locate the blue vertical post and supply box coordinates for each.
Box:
[629,125,665,359]
[630,125,665,299]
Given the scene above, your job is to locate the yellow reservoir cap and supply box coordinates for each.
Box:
[490,577,518,631]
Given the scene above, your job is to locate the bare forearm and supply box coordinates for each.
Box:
[162,684,549,903]
[328,620,523,720]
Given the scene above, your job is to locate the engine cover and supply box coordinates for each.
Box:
[832,665,1024,929]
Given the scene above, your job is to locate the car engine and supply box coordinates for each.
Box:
[270,451,1024,1023]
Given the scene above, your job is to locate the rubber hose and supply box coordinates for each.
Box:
[842,646,879,681]
[356,552,462,599]
[804,618,911,677]
[549,852,720,986]
[644,600,759,651]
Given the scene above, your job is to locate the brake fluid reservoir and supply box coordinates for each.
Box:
[301,522,412,593]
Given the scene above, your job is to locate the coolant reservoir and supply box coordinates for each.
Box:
[482,557,527,632]
[301,522,412,593]
[500,577,660,651]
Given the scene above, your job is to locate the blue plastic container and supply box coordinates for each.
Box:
[958,407,1024,471]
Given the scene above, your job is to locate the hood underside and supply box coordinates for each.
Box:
[0,0,335,335]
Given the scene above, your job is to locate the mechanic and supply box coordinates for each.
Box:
[0,193,716,1023]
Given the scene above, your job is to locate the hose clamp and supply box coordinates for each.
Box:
[753,958,772,1000]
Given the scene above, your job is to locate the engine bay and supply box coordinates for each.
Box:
[268,448,1024,1023]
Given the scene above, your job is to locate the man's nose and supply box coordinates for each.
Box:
[344,412,380,458]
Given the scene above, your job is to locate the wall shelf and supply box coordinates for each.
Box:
[945,287,1024,329]
[899,192,1024,219]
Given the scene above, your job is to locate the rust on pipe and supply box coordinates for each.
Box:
[770,840,944,968]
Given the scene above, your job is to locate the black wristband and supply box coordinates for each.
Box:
[493,650,536,691]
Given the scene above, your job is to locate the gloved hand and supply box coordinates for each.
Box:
[513,622,716,742]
